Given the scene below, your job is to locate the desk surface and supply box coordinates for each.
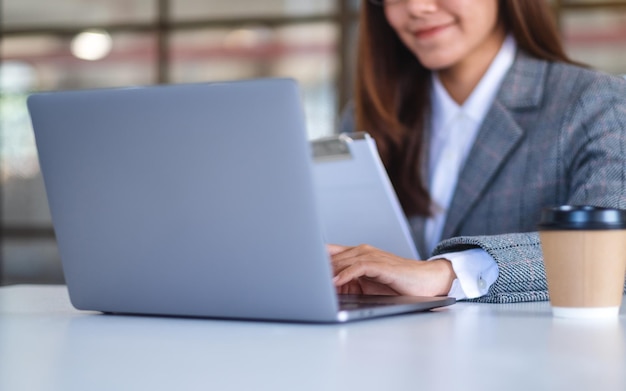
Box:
[1,285,625,391]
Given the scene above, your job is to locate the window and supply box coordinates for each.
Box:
[2,0,625,285]
[0,0,351,284]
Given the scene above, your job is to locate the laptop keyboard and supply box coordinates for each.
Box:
[339,302,396,310]
[338,294,406,310]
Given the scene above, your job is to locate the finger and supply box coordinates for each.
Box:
[335,274,398,296]
[329,244,377,262]
[331,249,388,276]
[333,261,385,287]
[326,244,350,256]
[331,254,369,276]
[342,281,363,295]
[335,281,352,295]
[356,278,400,295]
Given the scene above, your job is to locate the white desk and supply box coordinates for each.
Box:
[1,285,625,391]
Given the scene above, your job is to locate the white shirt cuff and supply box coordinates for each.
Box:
[428,248,499,300]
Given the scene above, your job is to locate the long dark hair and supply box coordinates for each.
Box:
[355,0,574,216]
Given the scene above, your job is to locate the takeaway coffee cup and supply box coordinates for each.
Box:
[539,205,626,318]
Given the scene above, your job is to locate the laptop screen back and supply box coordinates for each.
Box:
[28,78,341,322]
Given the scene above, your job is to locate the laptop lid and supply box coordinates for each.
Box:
[28,78,453,323]
[311,132,420,260]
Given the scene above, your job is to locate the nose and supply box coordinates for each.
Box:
[405,0,438,15]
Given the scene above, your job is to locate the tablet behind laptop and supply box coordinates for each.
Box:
[27,78,454,323]
[312,132,420,260]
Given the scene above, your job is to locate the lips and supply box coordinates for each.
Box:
[413,23,453,39]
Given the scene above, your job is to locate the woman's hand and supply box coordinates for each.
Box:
[328,244,456,297]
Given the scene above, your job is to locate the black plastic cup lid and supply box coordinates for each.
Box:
[538,205,626,230]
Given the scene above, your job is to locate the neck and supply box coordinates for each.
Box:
[438,27,506,105]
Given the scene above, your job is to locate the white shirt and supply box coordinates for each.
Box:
[425,35,517,300]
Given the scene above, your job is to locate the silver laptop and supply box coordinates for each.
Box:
[312,132,420,260]
[27,78,454,323]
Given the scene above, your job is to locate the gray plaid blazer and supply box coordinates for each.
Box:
[340,50,626,303]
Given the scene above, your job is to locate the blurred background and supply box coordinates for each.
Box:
[2,0,626,286]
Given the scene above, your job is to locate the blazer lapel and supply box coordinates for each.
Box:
[440,103,524,239]
[440,51,548,240]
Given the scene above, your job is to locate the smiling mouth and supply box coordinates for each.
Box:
[413,24,452,39]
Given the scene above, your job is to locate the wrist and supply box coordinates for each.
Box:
[431,258,456,296]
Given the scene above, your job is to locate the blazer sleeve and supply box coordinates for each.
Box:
[432,233,549,303]
[433,73,626,304]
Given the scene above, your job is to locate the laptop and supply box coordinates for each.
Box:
[27,78,455,323]
[312,132,420,260]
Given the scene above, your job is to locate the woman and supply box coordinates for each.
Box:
[331,0,626,303]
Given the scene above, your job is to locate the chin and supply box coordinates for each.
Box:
[416,57,458,72]
[413,49,458,70]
